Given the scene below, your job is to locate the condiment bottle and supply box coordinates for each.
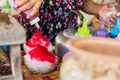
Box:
[109,18,119,38]
[95,20,108,37]
[75,18,91,37]
[14,0,40,29]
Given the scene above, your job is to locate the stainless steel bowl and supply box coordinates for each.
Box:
[55,10,84,58]
[55,32,69,58]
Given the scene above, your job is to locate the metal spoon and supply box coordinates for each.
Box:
[63,10,83,38]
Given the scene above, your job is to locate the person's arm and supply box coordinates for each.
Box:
[81,0,117,23]
[81,0,103,16]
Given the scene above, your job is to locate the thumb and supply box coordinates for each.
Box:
[107,3,114,8]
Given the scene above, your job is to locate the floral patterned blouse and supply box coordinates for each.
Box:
[18,0,83,45]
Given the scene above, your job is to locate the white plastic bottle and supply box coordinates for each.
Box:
[14,0,40,29]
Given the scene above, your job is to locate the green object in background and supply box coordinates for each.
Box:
[1,0,10,51]
[77,18,90,36]
[2,0,11,9]
[1,0,11,14]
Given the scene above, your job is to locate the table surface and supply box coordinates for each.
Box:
[21,52,60,80]
[0,12,26,45]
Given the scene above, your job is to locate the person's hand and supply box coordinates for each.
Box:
[15,0,42,18]
[99,3,117,23]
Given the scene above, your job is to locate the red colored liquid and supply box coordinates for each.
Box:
[26,32,50,48]
[29,45,56,63]
[26,40,36,48]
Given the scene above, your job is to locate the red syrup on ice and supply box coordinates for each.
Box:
[26,32,51,48]
[29,45,56,63]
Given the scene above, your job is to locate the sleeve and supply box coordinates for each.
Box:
[43,0,83,10]
[65,0,83,10]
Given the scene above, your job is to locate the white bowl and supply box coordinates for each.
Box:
[60,37,120,80]
[24,53,58,74]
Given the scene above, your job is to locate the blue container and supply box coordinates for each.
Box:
[109,18,120,38]
[2,45,8,51]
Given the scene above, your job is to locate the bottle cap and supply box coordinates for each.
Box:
[95,20,108,37]
[96,29,108,37]
[29,17,40,25]
[77,18,90,37]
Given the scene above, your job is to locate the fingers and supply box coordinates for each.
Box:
[26,0,42,18]
[109,14,117,23]
[99,3,118,24]
[15,0,42,18]
[14,0,23,6]
[107,3,113,8]
[14,0,21,3]
[105,14,117,24]
[18,0,36,13]
[15,0,29,8]
[109,17,115,23]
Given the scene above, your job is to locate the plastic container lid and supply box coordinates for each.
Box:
[95,20,108,37]
[29,17,40,25]
[77,18,91,37]
[96,29,108,37]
